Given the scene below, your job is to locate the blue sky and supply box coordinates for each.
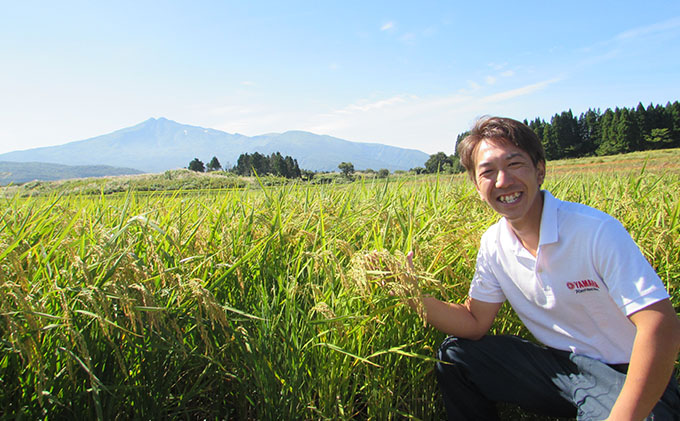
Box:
[1,1,679,155]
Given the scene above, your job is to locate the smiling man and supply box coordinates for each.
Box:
[418,116,680,420]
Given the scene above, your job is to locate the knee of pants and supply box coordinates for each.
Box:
[436,336,469,374]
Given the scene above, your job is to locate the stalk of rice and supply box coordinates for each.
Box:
[348,249,431,326]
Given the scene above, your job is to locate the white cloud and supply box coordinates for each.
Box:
[485,76,497,85]
[338,96,409,114]
[205,77,565,154]
[480,78,561,104]
[381,21,394,31]
[616,16,680,41]
[578,16,680,55]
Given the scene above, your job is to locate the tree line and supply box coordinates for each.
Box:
[426,101,680,175]
[189,152,305,179]
[453,101,680,162]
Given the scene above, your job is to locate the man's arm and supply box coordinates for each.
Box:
[421,296,503,340]
[607,299,680,421]
[399,251,503,339]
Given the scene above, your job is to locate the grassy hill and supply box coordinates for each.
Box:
[1,148,679,198]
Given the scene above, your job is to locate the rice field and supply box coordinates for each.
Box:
[1,150,679,420]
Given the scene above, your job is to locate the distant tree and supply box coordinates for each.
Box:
[206,156,222,172]
[424,152,452,173]
[338,162,355,178]
[449,155,464,173]
[233,151,303,178]
[578,109,601,155]
[234,153,252,176]
[377,168,390,178]
[644,128,673,149]
[541,124,560,160]
[596,109,617,156]
[552,110,580,158]
[284,156,302,179]
[270,152,286,177]
[599,108,637,155]
[250,152,270,175]
[411,166,426,175]
[455,101,680,161]
[188,158,205,172]
[301,169,315,181]
[666,101,680,147]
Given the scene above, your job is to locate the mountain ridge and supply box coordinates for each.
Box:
[0,118,429,174]
[0,161,143,185]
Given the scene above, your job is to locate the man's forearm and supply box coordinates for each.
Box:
[608,301,680,420]
[608,333,676,420]
[419,296,502,340]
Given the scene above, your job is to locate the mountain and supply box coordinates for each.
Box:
[0,162,143,185]
[0,118,430,174]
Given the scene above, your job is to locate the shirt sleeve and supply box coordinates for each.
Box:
[468,232,507,304]
[592,217,669,316]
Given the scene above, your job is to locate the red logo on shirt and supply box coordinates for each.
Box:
[566,279,600,293]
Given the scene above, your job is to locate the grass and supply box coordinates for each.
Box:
[0,148,679,419]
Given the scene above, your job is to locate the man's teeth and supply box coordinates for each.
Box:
[499,192,521,203]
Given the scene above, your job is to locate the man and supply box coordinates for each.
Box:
[417,116,680,420]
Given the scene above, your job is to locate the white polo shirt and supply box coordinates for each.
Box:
[469,191,669,364]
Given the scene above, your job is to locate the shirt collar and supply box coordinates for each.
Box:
[538,190,559,246]
[498,190,559,254]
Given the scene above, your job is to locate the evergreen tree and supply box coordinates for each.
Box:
[206,156,222,172]
[284,156,301,179]
[666,101,680,147]
[553,110,580,158]
[528,118,546,143]
[616,108,639,153]
[270,152,286,177]
[635,102,651,148]
[578,109,601,156]
[250,152,270,175]
[541,124,560,160]
[235,153,252,176]
[596,109,617,156]
[645,128,673,149]
[188,158,205,172]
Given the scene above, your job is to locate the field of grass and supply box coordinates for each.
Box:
[1,149,679,419]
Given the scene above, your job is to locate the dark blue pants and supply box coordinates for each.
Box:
[436,335,680,420]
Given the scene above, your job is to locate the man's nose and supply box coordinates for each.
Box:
[495,169,512,188]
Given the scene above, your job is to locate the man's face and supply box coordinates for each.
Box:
[473,138,545,227]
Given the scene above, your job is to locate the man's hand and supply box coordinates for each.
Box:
[608,299,680,420]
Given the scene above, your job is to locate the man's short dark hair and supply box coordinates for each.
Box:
[457,116,546,182]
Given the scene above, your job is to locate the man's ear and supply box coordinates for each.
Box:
[474,178,485,200]
[537,161,546,187]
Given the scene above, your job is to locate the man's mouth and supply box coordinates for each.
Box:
[498,192,521,204]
